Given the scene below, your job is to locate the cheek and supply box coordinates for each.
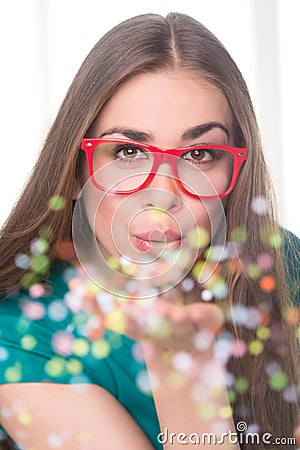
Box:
[80,181,112,234]
[93,195,123,241]
[185,198,211,228]
[188,197,227,244]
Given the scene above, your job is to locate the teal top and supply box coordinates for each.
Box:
[0,262,162,449]
[0,229,299,448]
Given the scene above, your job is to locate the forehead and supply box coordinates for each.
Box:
[91,70,233,141]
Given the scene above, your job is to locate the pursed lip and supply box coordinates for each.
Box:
[131,229,183,252]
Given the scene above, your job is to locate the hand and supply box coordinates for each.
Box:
[120,297,224,352]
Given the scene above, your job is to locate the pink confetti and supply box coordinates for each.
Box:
[29,283,46,298]
[257,253,273,271]
[21,301,46,320]
[51,331,74,356]
[231,339,247,358]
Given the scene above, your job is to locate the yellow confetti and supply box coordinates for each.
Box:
[73,338,90,357]
[105,308,127,334]
[248,340,264,355]
[107,256,120,270]
[186,226,210,249]
[66,359,83,375]
[91,339,110,359]
[198,402,217,420]
[5,363,22,383]
[77,432,92,443]
[256,326,270,340]
[21,335,37,351]
[166,371,185,389]
[45,358,64,377]
[121,263,138,277]
[218,405,233,419]
[18,412,32,426]
[149,208,167,222]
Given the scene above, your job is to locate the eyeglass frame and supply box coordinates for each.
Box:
[81,138,248,200]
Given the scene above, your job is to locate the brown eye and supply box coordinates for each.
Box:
[122,147,138,157]
[181,149,213,164]
[189,149,206,161]
[114,144,147,159]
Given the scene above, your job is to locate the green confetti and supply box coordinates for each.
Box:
[231,227,247,244]
[20,272,40,289]
[32,238,49,254]
[106,331,122,349]
[235,377,249,393]
[38,224,53,240]
[49,195,66,211]
[17,317,31,334]
[30,254,50,274]
[227,389,237,403]
[268,371,288,391]
[72,312,89,327]
[268,233,282,248]
[246,264,261,279]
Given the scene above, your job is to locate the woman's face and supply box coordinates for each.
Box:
[78,71,234,271]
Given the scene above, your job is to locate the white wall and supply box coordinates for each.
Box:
[0,0,299,236]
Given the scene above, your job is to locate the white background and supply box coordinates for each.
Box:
[0,0,299,236]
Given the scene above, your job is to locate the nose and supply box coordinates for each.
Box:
[140,163,183,212]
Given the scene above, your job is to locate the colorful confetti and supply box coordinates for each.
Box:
[49,195,66,211]
[14,253,30,270]
[250,195,269,215]
[259,275,276,293]
[1,182,298,445]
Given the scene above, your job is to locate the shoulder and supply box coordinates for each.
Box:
[282,228,300,256]
[0,261,139,389]
[281,228,300,306]
[0,261,161,448]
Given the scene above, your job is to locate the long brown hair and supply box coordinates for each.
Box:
[0,12,298,448]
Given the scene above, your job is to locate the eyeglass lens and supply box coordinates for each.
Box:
[92,141,234,196]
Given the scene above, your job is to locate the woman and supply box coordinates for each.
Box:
[0,12,299,449]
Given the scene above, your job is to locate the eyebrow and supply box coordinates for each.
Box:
[99,128,153,141]
[99,122,229,142]
[181,122,229,140]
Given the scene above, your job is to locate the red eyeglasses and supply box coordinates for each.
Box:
[81,138,248,199]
